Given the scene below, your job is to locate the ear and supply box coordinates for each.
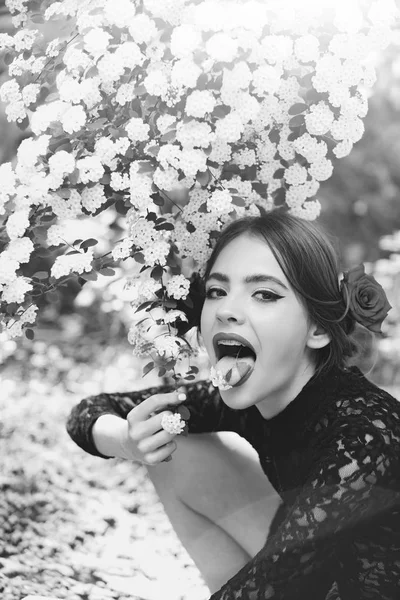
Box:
[306,324,331,351]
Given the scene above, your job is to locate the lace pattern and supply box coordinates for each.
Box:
[66,366,400,599]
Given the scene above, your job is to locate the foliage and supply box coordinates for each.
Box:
[0,0,398,383]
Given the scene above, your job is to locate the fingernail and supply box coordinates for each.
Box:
[177,393,186,402]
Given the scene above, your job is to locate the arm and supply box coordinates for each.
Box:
[66,379,247,459]
[209,417,399,600]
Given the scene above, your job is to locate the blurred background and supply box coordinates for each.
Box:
[1,6,400,600]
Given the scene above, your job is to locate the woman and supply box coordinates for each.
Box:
[67,211,400,600]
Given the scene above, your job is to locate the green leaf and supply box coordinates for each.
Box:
[87,118,108,130]
[16,116,30,131]
[273,168,285,179]
[212,105,231,118]
[300,72,314,87]
[134,85,147,96]
[146,146,160,157]
[273,187,286,205]
[31,13,45,23]
[151,265,164,281]
[184,374,196,380]
[158,367,166,377]
[232,196,245,206]
[115,199,129,215]
[135,300,157,313]
[36,248,52,258]
[287,131,299,142]
[73,239,83,246]
[143,361,155,376]
[6,303,18,315]
[252,182,268,196]
[39,86,50,102]
[151,193,164,206]
[160,130,177,143]
[288,103,309,115]
[289,114,305,129]
[176,405,190,420]
[80,271,98,281]
[137,160,154,171]
[99,267,115,276]
[4,52,14,66]
[133,252,145,264]
[32,271,49,280]
[25,328,35,340]
[196,169,211,187]
[41,214,57,222]
[57,188,71,199]
[80,238,98,249]
[207,160,220,169]
[66,250,80,255]
[155,222,174,231]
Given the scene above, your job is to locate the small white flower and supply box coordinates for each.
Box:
[206,33,238,63]
[210,366,232,391]
[6,237,34,264]
[166,274,191,300]
[161,412,186,435]
[61,104,87,134]
[207,189,232,215]
[83,28,112,57]
[170,24,201,58]
[6,210,30,240]
[154,334,182,359]
[51,249,94,279]
[284,164,308,186]
[126,117,150,142]
[2,277,32,304]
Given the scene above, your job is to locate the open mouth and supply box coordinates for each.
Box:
[212,334,257,388]
[215,340,257,363]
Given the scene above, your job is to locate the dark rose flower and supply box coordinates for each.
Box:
[340,264,392,334]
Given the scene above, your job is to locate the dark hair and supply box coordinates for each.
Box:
[194,210,361,379]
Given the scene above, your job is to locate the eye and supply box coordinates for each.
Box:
[253,290,283,302]
[205,286,226,299]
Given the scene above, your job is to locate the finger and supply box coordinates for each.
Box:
[132,390,185,422]
[143,441,177,466]
[137,428,176,455]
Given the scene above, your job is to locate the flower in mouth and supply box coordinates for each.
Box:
[210,365,233,390]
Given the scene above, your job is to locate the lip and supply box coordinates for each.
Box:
[212,332,256,361]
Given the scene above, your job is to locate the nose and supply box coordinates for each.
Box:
[216,297,246,325]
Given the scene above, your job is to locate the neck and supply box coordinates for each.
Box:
[255,361,317,420]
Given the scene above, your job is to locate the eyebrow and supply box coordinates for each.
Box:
[206,272,288,290]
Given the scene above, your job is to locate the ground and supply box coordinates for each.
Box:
[0,333,209,600]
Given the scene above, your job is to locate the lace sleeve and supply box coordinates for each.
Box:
[66,379,246,459]
[210,414,400,600]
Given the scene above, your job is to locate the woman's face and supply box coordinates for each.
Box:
[200,233,320,418]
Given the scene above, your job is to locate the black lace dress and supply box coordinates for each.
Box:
[66,365,400,599]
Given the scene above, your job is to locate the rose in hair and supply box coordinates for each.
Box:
[340,264,392,334]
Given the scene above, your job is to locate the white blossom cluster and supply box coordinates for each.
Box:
[0,0,397,360]
[160,411,186,435]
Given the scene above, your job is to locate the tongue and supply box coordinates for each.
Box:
[216,356,255,387]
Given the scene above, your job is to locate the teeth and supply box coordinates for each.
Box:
[217,340,244,346]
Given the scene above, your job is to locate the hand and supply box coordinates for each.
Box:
[121,390,187,465]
